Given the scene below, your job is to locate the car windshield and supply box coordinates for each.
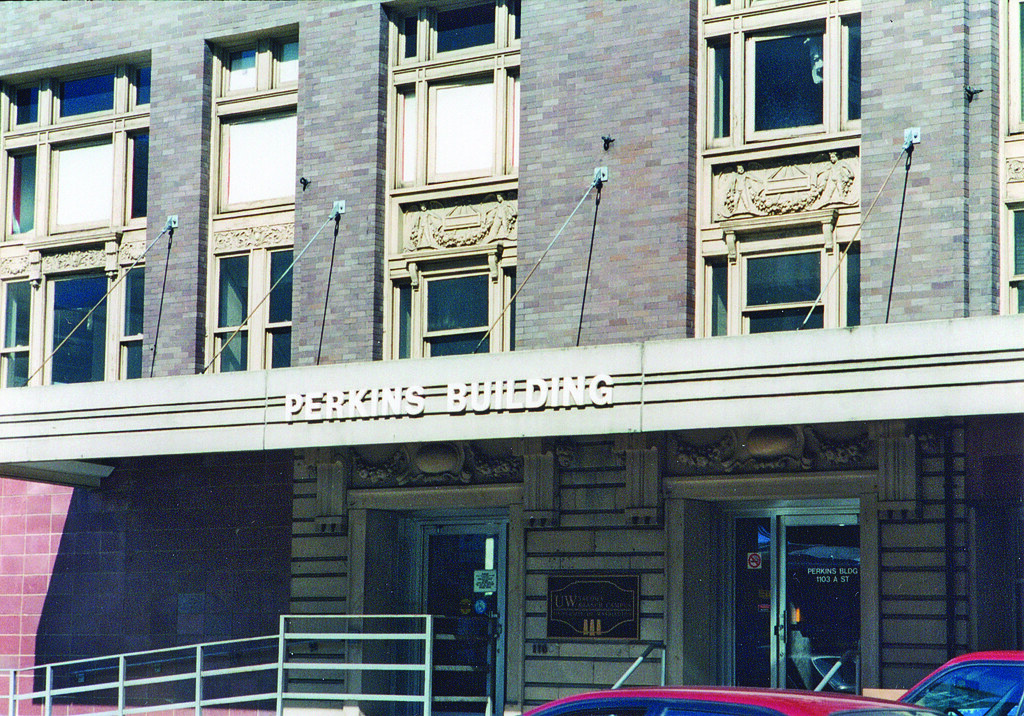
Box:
[904,663,1024,716]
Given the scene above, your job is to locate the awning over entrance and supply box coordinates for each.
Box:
[1,315,1022,465]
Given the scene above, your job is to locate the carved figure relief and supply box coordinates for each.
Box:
[1008,158,1024,183]
[0,255,29,278]
[350,441,522,488]
[213,224,294,253]
[403,193,517,251]
[118,241,146,264]
[713,150,858,221]
[41,249,104,273]
[668,424,876,475]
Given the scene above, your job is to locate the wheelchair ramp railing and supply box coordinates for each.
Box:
[7,614,434,716]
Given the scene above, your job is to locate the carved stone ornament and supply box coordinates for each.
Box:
[350,442,522,488]
[118,241,146,264]
[713,150,859,221]
[403,193,517,251]
[41,248,104,273]
[213,224,294,253]
[668,424,877,476]
[1008,159,1024,183]
[0,255,29,278]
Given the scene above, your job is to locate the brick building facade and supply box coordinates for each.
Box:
[0,1,1022,714]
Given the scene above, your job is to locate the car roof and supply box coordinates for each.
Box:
[904,651,1024,698]
[525,686,933,716]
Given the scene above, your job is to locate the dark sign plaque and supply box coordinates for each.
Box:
[547,573,640,639]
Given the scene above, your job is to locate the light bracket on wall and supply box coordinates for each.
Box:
[332,201,346,218]
[593,167,609,185]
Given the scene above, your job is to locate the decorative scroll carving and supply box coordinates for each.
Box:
[213,224,294,253]
[403,193,517,251]
[713,150,859,221]
[118,241,146,264]
[42,249,104,273]
[0,255,29,278]
[350,441,522,488]
[1008,159,1024,183]
[668,424,877,476]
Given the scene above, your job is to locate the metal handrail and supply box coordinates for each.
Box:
[611,643,666,689]
[7,614,435,716]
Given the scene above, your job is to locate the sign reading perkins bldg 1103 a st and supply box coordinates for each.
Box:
[284,374,615,423]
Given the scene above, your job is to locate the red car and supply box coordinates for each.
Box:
[901,652,1024,716]
[525,687,941,716]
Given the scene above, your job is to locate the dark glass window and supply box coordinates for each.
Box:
[52,275,108,384]
[746,252,822,333]
[60,74,115,117]
[510,0,520,40]
[15,86,38,124]
[218,255,248,372]
[426,274,488,355]
[1015,211,1024,276]
[754,31,824,131]
[269,250,293,324]
[124,268,144,337]
[398,284,412,359]
[710,261,728,336]
[437,4,495,54]
[130,133,149,219]
[711,39,731,139]
[846,19,861,121]
[136,66,151,105]
[404,16,418,59]
[5,281,31,349]
[846,245,860,326]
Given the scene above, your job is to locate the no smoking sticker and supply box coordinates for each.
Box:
[747,552,762,570]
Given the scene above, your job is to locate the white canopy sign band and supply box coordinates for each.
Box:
[285,374,615,423]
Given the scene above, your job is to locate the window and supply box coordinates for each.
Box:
[703,9,860,147]
[699,2,861,337]
[1,61,150,386]
[703,224,859,336]
[1011,211,1024,314]
[387,2,519,358]
[209,36,297,372]
[2,281,30,387]
[3,63,150,239]
[121,267,144,379]
[211,248,292,372]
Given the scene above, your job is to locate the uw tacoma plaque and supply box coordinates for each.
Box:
[547,574,640,639]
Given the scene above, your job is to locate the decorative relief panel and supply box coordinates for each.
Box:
[713,150,859,221]
[213,224,294,253]
[1008,159,1024,183]
[0,255,29,278]
[350,441,522,488]
[119,241,146,264]
[402,193,517,252]
[667,424,876,476]
[41,248,105,273]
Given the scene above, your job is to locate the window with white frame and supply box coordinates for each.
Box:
[0,61,150,386]
[704,10,860,147]
[699,1,861,337]
[3,64,150,239]
[1010,211,1024,314]
[208,36,297,372]
[387,2,519,358]
[703,223,860,336]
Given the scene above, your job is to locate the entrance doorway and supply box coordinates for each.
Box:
[413,518,506,716]
[729,504,860,692]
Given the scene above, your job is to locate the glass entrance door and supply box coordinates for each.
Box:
[732,508,860,692]
[418,520,506,716]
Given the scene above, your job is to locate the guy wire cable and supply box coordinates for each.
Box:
[27,216,176,385]
[473,176,601,354]
[798,146,909,330]
[203,204,342,374]
[576,178,603,346]
[315,211,342,365]
[885,143,914,323]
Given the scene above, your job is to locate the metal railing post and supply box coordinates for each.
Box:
[8,668,16,716]
[194,645,203,716]
[423,615,433,716]
[118,655,126,716]
[276,615,287,716]
[44,665,52,716]
[612,644,664,690]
